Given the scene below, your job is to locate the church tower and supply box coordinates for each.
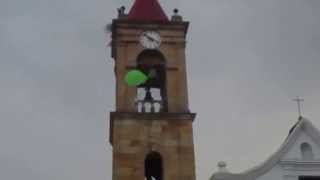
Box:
[109,1,196,180]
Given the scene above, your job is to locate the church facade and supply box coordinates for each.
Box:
[210,117,320,180]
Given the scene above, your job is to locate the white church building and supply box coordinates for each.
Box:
[210,117,320,180]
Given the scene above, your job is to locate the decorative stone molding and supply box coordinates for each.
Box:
[280,160,320,171]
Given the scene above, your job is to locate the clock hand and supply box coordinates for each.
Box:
[145,34,159,44]
[146,35,155,42]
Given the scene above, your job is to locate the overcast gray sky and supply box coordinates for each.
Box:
[1,0,320,180]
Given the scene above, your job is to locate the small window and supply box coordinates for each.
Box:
[301,143,314,160]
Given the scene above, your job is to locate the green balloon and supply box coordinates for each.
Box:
[125,70,148,87]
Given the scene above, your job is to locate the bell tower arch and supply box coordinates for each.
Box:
[136,49,168,113]
[145,151,163,180]
[109,1,196,180]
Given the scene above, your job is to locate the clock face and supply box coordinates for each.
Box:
[140,31,161,49]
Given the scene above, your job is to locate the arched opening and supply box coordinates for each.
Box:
[145,152,163,180]
[136,50,168,113]
[301,142,314,160]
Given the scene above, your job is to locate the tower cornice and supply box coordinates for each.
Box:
[111,19,189,59]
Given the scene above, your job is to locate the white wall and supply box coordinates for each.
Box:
[256,129,320,180]
[283,131,320,161]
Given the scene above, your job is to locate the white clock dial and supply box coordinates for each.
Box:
[139,31,161,49]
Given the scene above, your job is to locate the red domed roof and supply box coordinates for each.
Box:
[128,0,169,22]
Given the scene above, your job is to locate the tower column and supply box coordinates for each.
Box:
[109,1,196,180]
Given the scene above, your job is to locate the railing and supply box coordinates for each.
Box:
[135,100,163,113]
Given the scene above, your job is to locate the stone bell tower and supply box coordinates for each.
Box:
[109,0,196,180]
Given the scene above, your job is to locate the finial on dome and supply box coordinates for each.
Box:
[217,161,229,173]
[171,8,183,22]
[117,6,127,18]
[174,8,179,14]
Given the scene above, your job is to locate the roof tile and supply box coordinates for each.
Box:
[128,0,169,22]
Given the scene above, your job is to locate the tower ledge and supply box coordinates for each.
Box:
[110,112,196,121]
[109,112,196,145]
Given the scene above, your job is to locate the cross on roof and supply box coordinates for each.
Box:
[293,96,304,117]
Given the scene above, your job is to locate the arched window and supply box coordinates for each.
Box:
[145,152,163,180]
[301,142,314,160]
[136,50,168,113]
